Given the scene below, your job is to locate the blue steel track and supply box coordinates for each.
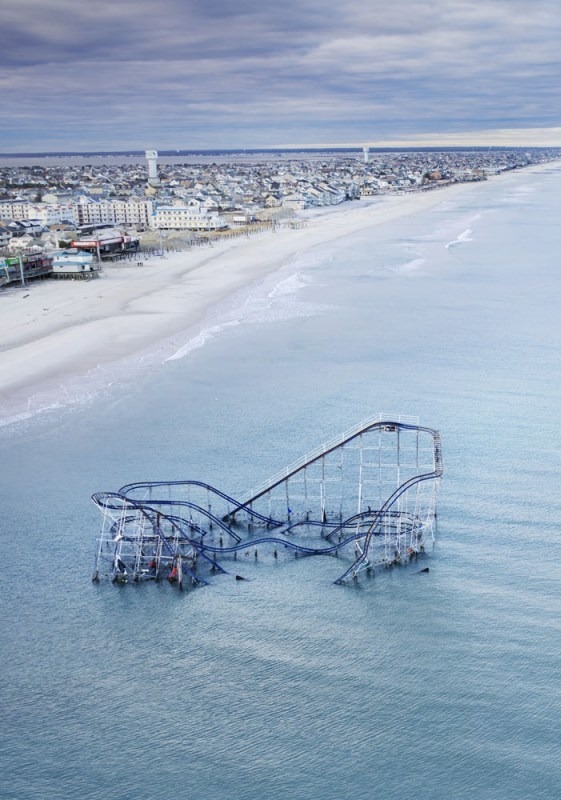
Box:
[92,416,443,588]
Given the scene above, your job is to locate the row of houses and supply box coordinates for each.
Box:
[2,149,557,240]
[0,169,429,232]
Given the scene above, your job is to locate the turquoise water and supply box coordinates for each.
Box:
[2,166,561,799]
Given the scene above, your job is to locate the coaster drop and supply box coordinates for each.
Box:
[91,414,443,589]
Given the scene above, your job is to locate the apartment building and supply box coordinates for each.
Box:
[76,197,154,228]
[153,203,228,231]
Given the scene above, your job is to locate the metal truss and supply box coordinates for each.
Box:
[92,414,443,588]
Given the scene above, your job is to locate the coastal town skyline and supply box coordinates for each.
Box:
[2,0,561,153]
[2,145,559,285]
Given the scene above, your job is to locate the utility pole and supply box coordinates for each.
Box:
[18,255,25,287]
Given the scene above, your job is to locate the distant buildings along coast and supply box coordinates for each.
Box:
[0,147,559,288]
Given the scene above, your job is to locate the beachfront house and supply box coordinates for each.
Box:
[50,248,99,276]
[7,233,36,251]
[282,193,306,211]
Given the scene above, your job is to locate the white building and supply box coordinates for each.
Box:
[153,202,228,231]
[145,150,159,185]
[50,248,99,275]
[0,200,32,221]
[1,197,154,229]
[0,200,79,226]
[76,197,113,226]
[30,203,78,226]
[76,197,154,228]
[106,199,154,227]
[7,234,36,251]
[281,193,306,211]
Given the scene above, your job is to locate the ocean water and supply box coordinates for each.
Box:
[2,166,561,799]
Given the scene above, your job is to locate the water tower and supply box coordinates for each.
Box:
[145,150,159,184]
[362,146,370,164]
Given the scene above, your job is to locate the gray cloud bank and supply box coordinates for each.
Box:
[2,0,561,150]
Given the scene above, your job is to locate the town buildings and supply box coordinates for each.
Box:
[0,148,559,260]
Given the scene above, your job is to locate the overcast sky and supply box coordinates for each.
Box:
[2,0,561,152]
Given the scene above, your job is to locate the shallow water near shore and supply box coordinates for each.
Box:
[2,166,561,799]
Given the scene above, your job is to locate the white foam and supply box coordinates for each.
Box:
[445,228,473,249]
[387,257,426,275]
[0,376,106,431]
[164,270,333,363]
[268,272,312,298]
[0,266,334,427]
[501,185,537,203]
[414,212,481,245]
[164,320,241,362]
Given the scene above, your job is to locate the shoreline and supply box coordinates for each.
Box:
[0,168,552,423]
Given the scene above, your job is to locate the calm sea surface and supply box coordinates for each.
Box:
[2,166,561,799]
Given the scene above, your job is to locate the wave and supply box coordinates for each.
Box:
[268,272,312,298]
[387,257,426,275]
[165,271,333,362]
[0,266,334,431]
[501,185,537,204]
[445,228,473,249]
[0,370,116,432]
[165,320,241,362]
[367,255,426,277]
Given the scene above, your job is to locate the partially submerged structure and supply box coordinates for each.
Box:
[92,414,443,589]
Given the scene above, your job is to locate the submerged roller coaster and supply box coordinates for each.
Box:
[92,414,443,589]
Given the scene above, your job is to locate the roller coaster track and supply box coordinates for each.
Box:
[91,415,443,588]
[239,413,428,508]
[120,479,285,528]
[333,462,442,583]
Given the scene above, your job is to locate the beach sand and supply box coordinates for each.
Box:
[0,183,482,419]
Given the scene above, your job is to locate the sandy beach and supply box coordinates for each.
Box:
[0,181,488,419]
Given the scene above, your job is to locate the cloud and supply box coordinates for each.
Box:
[1,0,561,149]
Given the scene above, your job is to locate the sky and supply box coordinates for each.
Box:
[2,0,561,152]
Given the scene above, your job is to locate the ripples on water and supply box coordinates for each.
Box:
[2,166,561,799]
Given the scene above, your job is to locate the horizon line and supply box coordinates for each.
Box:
[2,144,561,158]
